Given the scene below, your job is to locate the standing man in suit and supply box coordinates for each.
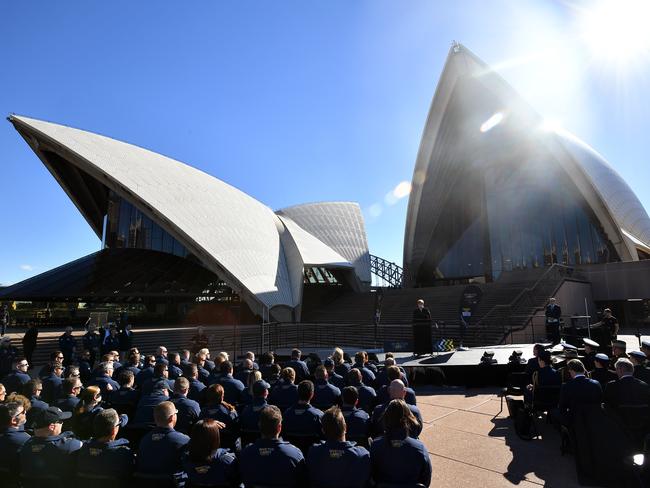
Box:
[545,298,562,345]
[553,359,602,427]
[21,322,38,367]
[412,299,432,356]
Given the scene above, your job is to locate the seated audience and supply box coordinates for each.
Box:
[307,406,371,488]
[312,365,341,411]
[183,419,240,488]
[41,362,64,404]
[217,361,246,405]
[377,365,415,406]
[604,358,650,408]
[185,363,206,402]
[200,384,239,448]
[54,377,82,413]
[89,361,119,396]
[269,367,299,411]
[332,347,351,378]
[240,379,270,433]
[108,369,140,416]
[591,353,617,389]
[322,358,345,389]
[372,380,423,438]
[0,401,31,488]
[20,406,83,488]
[341,386,371,442]
[553,359,602,427]
[76,408,133,486]
[370,399,431,487]
[2,357,30,395]
[285,348,310,382]
[172,377,200,435]
[71,385,103,440]
[524,349,561,404]
[353,351,376,386]
[239,405,306,487]
[283,380,324,440]
[136,400,190,483]
[134,380,170,425]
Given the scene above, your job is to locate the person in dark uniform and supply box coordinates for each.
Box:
[235,358,255,385]
[376,366,416,406]
[55,377,82,413]
[268,367,299,412]
[71,385,103,440]
[282,380,324,441]
[137,401,190,483]
[371,380,423,439]
[545,297,562,345]
[346,368,378,413]
[610,340,629,367]
[629,350,650,384]
[108,370,140,418]
[307,406,371,488]
[82,325,101,367]
[134,380,169,425]
[199,384,239,450]
[524,350,561,404]
[76,408,133,486]
[525,344,545,381]
[285,349,310,382]
[412,299,432,356]
[167,352,183,380]
[171,377,200,435]
[217,361,246,405]
[352,351,376,387]
[135,355,156,387]
[102,327,121,356]
[41,363,64,405]
[582,338,599,371]
[320,358,344,390]
[604,358,650,408]
[590,353,617,389]
[21,322,38,366]
[24,379,49,428]
[369,399,432,487]
[239,405,306,488]
[118,324,134,361]
[641,340,650,358]
[0,401,30,488]
[2,357,31,394]
[594,308,619,347]
[332,347,351,378]
[57,326,77,367]
[0,337,19,378]
[88,361,120,396]
[185,363,206,402]
[552,359,602,427]
[0,304,9,337]
[240,379,270,433]
[341,386,371,443]
[183,419,240,488]
[20,406,83,488]
[190,326,210,355]
[312,365,341,411]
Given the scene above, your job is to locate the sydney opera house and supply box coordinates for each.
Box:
[2,43,649,331]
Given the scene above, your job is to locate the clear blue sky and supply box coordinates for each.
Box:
[1,1,649,286]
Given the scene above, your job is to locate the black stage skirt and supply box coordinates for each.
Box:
[413,322,432,355]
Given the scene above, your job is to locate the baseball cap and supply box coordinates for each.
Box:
[33,407,72,429]
[252,380,270,396]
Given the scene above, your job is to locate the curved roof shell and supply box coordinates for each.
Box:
[9,115,360,316]
[277,202,372,284]
[403,44,650,284]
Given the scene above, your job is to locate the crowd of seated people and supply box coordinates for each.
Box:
[509,338,650,486]
[0,341,431,488]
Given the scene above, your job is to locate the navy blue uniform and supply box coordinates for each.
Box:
[76,438,134,485]
[71,406,103,440]
[377,384,416,406]
[172,395,200,434]
[328,371,346,390]
[197,365,211,384]
[0,427,31,487]
[58,334,77,364]
[556,375,602,425]
[26,396,49,429]
[240,438,306,488]
[108,386,140,415]
[133,391,168,425]
[269,380,299,411]
[285,359,310,381]
[55,395,80,413]
[604,375,650,408]
[137,427,189,477]
[168,364,183,380]
[240,398,268,432]
[2,370,31,394]
[188,378,206,402]
[349,383,378,413]
[20,432,83,487]
[283,403,324,438]
[307,440,371,488]
[135,366,154,387]
[341,405,371,441]
[218,374,246,405]
[312,379,341,410]
[88,375,120,397]
[334,362,351,378]
[235,368,254,385]
[370,430,432,487]
[41,373,63,404]
[371,402,423,439]
[352,363,376,386]
[78,360,93,384]
[200,403,239,432]
[183,449,240,487]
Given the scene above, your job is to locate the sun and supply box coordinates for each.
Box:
[578,0,650,67]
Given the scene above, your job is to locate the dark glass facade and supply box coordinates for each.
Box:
[433,150,619,282]
[104,192,189,258]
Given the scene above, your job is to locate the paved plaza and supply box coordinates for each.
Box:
[415,387,590,488]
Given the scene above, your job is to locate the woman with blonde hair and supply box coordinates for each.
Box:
[240,370,262,406]
[332,347,351,377]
